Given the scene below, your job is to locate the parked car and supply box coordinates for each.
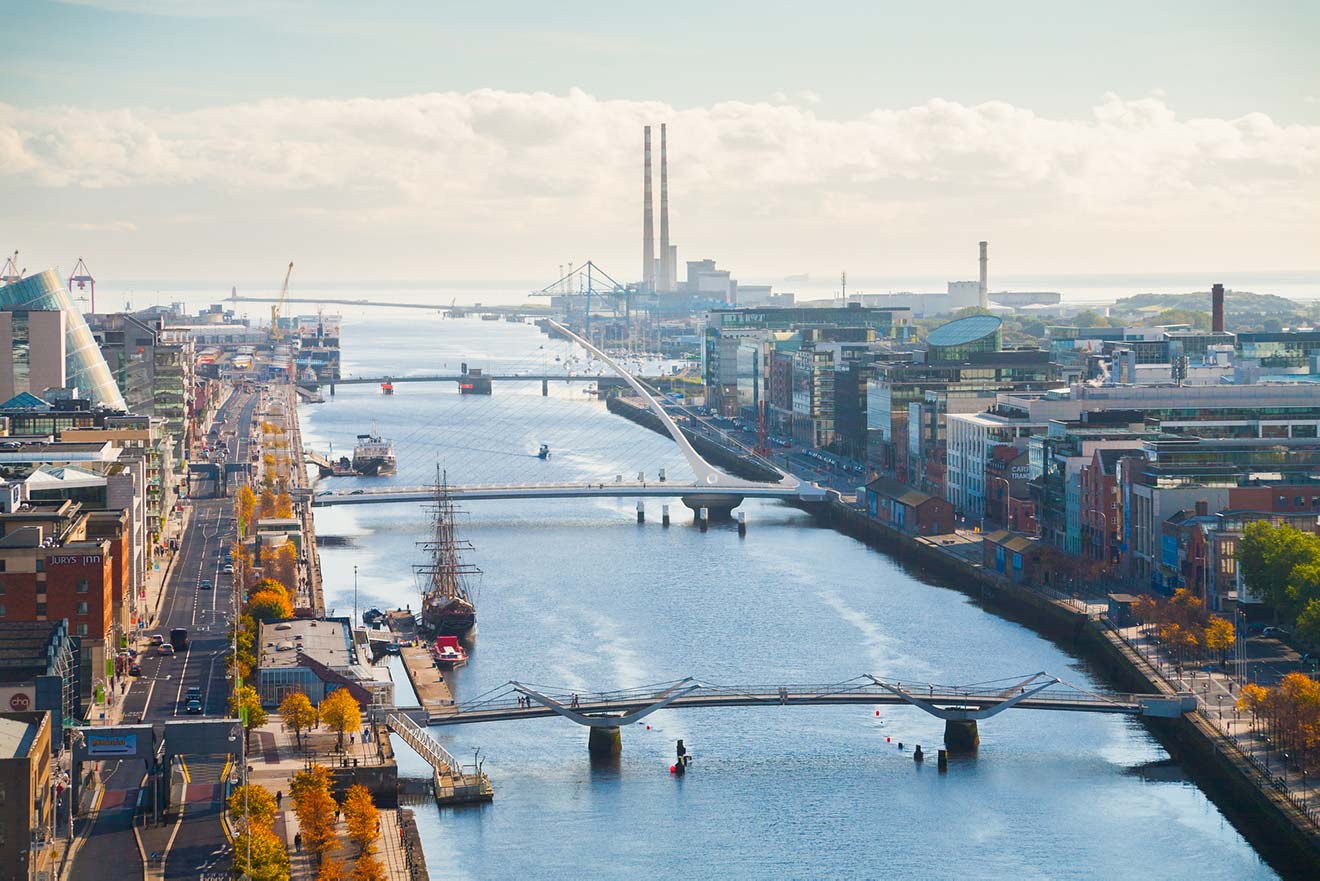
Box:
[159,643,175,656]
[1262,626,1290,638]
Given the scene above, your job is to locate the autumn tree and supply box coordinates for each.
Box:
[229,684,269,747]
[320,688,362,751]
[259,487,279,519]
[291,766,338,860]
[261,545,297,594]
[228,782,278,829]
[1203,616,1235,664]
[247,589,294,623]
[350,853,386,881]
[317,858,349,881]
[233,823,290,881]
[341,784,380,856]
[234,485,257,536]
[275,491,295,519]
[279,690,319,750]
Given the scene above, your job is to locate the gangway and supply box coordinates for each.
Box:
[385,712,493,804]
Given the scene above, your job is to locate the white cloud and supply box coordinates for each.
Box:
[2,89,1317,278]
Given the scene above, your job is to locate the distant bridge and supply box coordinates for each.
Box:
[304,373,690,388]
[311,480,827,507]
[310,319,802,513]
[382,673,1195,755]
[229,294,551,317]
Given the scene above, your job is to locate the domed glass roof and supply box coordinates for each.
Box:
[926,314,1002,348]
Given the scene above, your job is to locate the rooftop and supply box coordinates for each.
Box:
[927,314,1002,348]
[0,714,43,760]
[259,618,356,670]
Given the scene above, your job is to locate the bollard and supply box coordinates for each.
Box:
[662,504,670,527]
[698,507,708,532]
[636,501,645,524]
[737,511,747,537]
[937,749,948,772]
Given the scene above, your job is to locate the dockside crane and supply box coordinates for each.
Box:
[1,251,23,286]
[68,257,95,312]
[270,261,294,341]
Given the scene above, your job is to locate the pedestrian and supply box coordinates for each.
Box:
[275,790,283,808]
[350,732,355,746]
[294,832,301,852]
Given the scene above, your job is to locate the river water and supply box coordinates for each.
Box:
[303,313,1278,880]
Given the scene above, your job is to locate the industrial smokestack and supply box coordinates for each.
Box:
[978,241,989,309]
[659,123,671,292]
[643,127,654,291]
[1211,282,1225,333]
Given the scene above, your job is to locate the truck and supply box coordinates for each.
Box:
[169,628,188,651]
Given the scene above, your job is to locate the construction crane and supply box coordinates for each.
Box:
[0,251,23,286]
[270,261,294,341]
[68,257,95,312]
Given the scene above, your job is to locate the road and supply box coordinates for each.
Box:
[71,388,258,881]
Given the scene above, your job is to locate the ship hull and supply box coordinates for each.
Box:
[353,456,396,476]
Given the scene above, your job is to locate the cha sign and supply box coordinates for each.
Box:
[86,732,137,757]
[0,686,35,712]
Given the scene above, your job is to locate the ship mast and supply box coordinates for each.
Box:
[415,467,480,606]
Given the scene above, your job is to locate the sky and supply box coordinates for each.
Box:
[1,0,1318,291]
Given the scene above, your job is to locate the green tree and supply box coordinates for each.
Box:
[1297,598,1320,644]
[228,782,278,829]
[1143,308,1210,330]
[233,822,291,881]
[229,684,269,747]
[1238,522,1320,619]
[320,688,362,751]
[279,690,319,750]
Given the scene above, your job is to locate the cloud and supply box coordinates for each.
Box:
[2,89,1317,276]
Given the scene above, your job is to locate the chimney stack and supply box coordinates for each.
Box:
[1211,282,1225,333]
[643,126,655,291]
[978,241,989,309]
[659,123,671,293]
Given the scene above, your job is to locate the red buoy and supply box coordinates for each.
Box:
[875,710,880,716]
[886,736,891,742]
[669,765,677,774]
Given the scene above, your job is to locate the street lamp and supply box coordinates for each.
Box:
[353,565,359,627]
[988,475,1012,529]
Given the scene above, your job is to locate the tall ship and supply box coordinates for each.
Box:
[352,426,396,476]
[417,472,480,639]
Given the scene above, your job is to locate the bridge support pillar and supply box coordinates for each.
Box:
[662,504,670,527]
[636,501,645,524]
[697,507,708,531]
[588,726,622,758]
[944,719,979,752]
[681,495,743,521]
[542,379,548,396]
[738,511,747,537]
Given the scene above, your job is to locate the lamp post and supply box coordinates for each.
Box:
[989,475,1012,529]
[353,565,359,627]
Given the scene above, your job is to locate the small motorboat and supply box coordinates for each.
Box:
[537,444,551,460]
[433,635,469,669]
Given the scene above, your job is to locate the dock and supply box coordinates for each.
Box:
[400,645,455,720]
[385,712,494,806]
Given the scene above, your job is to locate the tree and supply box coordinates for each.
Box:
[262,545,297,594]
[235,486,257,535]
[1237,683,1268,728]
[290,763,333,803]
[1238,522,1320,618]
[1143,308,1210,330]
[229,684,269,747]
[233,820,291,881]
[259,487,279,519]
[228,782,278,829]
[317,858,350,881]
[279,690,319,749]
[292,775,338,859]
[276,491,295,519]
[341,784,380,856]
[247,589,294,623]
[1203,616,1235,664]
[1285,562,1320,620]
[1297,598,1320,644]
[350,853,387,881]
[320,688,362,751]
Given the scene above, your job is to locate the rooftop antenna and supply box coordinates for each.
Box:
[841,271,847,303]
[69,257,95,313]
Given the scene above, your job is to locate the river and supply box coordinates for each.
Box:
[302,312,1278,880]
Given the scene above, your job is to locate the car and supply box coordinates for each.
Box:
[186,686,202,701]
[149,633,165,646]
[350,489,366,495]
[1262,626,1290,638]
[223,564,235,574]
[200,579,214,590]
[159,643,175,656]
[129,663,142,677]
[186,699,203,715]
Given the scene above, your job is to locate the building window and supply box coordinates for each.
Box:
[35,558,44,572]
[1278,496,1287,506]
[35,602,46,616]
[77,623,88,636]
[1295,497,1305,508]
[76,602,89,615]
[76,579,89,594]
[0,603,5,617]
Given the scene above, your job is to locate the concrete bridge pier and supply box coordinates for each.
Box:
[681,494,744,521]
[662,504,670,527]
[636,501,645,524]
[944,719,979,752]
[697,507,708,531]
[588,725,623,757]
[541,379,548,396]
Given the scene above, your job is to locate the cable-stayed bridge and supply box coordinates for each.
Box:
[309,320,819,514]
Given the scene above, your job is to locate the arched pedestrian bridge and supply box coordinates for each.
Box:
[382,673,1195,756]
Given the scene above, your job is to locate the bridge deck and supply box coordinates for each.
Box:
[312,481,824,506]
[413,689,1162,726]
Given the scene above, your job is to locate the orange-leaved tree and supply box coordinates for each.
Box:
[341,784,379,855]
[319,688,362,752]
[279,690,319,750]
[246,589,293,623]
[291,764,338,860]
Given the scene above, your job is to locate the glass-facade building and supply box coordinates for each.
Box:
[0,270,126,409]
